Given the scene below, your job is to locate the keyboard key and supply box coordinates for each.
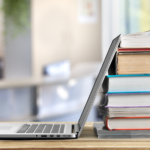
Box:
[43,124,53,133]
[34,124,46,133]
[26,124,38,133]
[59,124,65,133]
[51,124,60,133]
[17,124,30,133]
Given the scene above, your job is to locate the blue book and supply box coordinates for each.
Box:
[102,74,150,93]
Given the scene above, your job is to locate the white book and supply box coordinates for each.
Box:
[120,31,150,48]
[105,93,150,107]
[104,116,150,130]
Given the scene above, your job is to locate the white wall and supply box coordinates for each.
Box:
[101,0,120,61]
[31,0,101,78]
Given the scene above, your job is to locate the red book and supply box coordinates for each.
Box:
[118,48,150,52]
[104,116,150,131]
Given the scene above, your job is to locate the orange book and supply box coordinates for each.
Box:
[104,116,150,131]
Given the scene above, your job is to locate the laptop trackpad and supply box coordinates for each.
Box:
[0,126,12,130]
[0,123,22,134]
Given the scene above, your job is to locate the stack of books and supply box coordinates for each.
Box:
[95,31,150,138]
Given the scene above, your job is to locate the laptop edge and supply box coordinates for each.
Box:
[77,34,121,137]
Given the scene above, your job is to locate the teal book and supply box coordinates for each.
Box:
[102,74,150,93]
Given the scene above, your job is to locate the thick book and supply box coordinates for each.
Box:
[120,31,150,48]
[100,92,150,107]
[102,74,150,93]
[104,116,150,131]
[117,52,150,74]
[94,123,150,139]
[99,106,150,117]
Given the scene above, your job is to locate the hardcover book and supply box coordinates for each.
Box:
[100,92,150,107]
[118,48,150,52]
[103,116,150,131]
[117,52,150,74]
[101,74,150,93]
[99,106,150,118]
[120,31,150,48]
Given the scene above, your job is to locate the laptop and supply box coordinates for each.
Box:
[0,35,121,139]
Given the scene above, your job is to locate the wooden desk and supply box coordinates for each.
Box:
[1,122,150,150]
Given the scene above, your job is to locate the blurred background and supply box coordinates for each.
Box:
[0,0,149,122]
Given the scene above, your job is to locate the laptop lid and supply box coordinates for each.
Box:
[77,35,121,137]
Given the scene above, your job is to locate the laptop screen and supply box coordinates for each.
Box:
[77,35,121,137]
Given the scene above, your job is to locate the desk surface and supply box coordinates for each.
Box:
[1,122,150,150]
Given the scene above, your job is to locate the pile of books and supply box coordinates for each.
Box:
[95,31,150,138]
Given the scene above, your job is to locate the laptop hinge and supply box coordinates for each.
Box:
[73,124,80,133]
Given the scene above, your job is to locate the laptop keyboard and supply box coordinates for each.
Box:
[26,124,38,133]
[59,124,65,133]
[17,124,65,134]
[17,124,30,133]
[51,124,60,133]
[35,124,46,133]
[43,124,53,133]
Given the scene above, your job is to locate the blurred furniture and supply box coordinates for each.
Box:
[0,122,150,150]
[0,62,101,121]
[0,62,101,88]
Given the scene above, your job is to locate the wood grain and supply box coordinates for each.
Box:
[0,122,150,150]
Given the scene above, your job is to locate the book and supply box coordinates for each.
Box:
[120,31,150,48]
[104,116,150,131]
[102,74,150,93]
[99,106,150,118]
[118,48,150,52]
[100,92,150,107]
[94,123,150,139]
[99,31,150,132]
[117,52,150,74]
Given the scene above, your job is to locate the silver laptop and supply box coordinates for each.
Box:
[0,35,121,139]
